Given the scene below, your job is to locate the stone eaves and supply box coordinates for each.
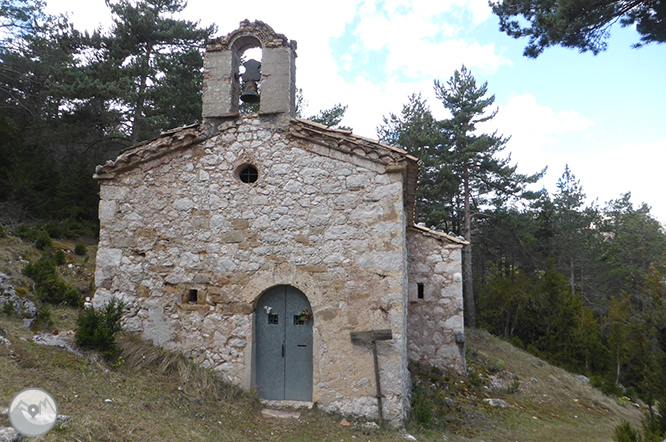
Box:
[408,224,468,246]
[289,118,418,166]
[93,124,207,180]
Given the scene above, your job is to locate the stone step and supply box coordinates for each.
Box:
[260,408,301,420]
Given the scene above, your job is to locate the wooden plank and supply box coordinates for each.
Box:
[350,329,393,345]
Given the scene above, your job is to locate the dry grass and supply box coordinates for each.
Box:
[420,329,644,442]
[117,333,254,406]
[1,313,409,441]
[1,234,646,441]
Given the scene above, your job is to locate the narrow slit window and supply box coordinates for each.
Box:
[417,283,424,299]
[187,289,198,304]
[268,314,279,325]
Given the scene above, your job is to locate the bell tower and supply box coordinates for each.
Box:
[202,20,297,126]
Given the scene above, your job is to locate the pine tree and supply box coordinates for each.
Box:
[434,66,544,327]
[552,166,597,297]
[89,0,216,144]
[490,0,666,57]
[378,93,461,233]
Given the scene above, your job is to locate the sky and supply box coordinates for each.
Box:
[44,0,666,224]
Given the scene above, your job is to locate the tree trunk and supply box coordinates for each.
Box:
[463,163,476,327]
[130,43,152,145]
[570,255,575,294]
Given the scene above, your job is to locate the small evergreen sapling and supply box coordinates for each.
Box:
[75,298,125,361]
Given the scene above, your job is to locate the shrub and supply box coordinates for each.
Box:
[0,224,6,238]
[23,254,81,307]
[641,400,666,442]
[590,374,623,397]
[613,422,641,442]
[44,222,66,239]
[74,243,86,256]
[75,299,125,361]
[33,305,54,331]
[14,224,37,241]
[34,232,52,250]
[2,300,16,317]
[54,249,66,265]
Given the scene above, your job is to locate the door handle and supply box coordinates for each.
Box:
[282,343,285,358]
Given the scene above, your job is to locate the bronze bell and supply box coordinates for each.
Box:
[240,80,260,104]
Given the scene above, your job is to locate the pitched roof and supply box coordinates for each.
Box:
[93,124,206,179]
[93,116,420,224]
[408,224,468,245]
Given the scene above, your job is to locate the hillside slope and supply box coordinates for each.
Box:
[0,233,644,441]
[411,328,644,442]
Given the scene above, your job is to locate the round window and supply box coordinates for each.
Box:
[238,164,259,183]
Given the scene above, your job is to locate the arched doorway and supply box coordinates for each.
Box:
[255,285,313,401]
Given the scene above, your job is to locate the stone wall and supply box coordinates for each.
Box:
[406,227,465,372]
[94,115,410,423]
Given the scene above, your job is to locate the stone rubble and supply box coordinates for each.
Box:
[0,272,37,329]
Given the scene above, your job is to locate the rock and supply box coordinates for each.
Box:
[0,426,22,442]
[22,318,35,330]
[403,434,417,440]
[0,336,10,347]
[575,374,590,384]
[339,418,351,427]
[444,397,457,409]
[0,278,36,320]
[32,332,81,356]
[361,421,379,429]
[21,300,37,318]
[260,408,300,419]
[0,293,22,318]
[483,398,510,408]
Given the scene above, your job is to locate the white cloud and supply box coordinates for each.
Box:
[571,139,666,221]
[346,0,508,79]
[484,93,595,166]
[481,93,666,222]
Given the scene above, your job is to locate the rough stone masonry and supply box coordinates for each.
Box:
[93,20,465,425]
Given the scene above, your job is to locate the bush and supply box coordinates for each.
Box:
[74,243,87,256]
[75,299,125,361]
[591,374,623,397]
[14,224,37,241]
[641,400,666,442]
[614,422,642,442]
[34,232,52,250]
[54,249,66,265]
[33,305,54,331]
[23,253,80,307]
[0,224,6,238]
[2,300,16,317]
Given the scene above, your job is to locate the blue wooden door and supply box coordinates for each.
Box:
[255,286,313,401]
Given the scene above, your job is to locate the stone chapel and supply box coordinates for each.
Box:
[92,20,466,424]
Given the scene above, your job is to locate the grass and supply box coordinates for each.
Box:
[1,232,645,441]
[0,311,408,441]
[413,329,644,442]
